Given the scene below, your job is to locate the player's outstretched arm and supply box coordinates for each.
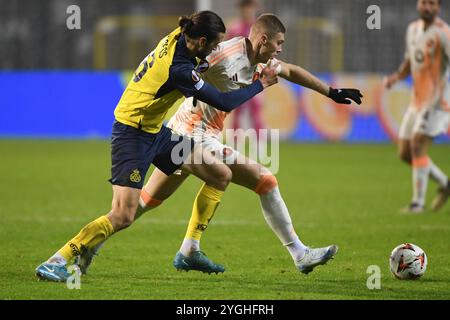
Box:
[277,60,363,105]
[383,58,411,89]
[194,80,266,112]
[194,66,277,111]
[171,64,278,112]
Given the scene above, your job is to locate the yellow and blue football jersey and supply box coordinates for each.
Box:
[114,27,205,134]
[114,27,264,134]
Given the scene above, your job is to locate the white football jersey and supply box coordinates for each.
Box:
[405,17,450,112]
[167,37,266,139]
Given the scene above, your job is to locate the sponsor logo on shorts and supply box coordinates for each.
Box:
[130,169,142,183]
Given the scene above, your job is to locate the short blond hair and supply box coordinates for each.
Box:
[251,14,286,39]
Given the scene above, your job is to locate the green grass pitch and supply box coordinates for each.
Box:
[1,140,449,299]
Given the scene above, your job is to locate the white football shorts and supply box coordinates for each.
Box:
[398,107,450,139]
[199,136,240,165]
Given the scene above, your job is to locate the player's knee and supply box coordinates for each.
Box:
[119,215,135,229]
[410,144,423,158]
[410,135,428,156]
[110,204,138,230]
[208,166,232,190]
[254,174,278,195]
[399,150,411,164]
[108,213,133,231]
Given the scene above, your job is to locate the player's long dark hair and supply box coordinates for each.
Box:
[178,11,226,42]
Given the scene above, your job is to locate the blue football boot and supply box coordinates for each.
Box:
[35,262,79,282]
[173,251,225,274]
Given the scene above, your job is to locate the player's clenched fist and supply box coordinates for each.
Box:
[259,65,279,88]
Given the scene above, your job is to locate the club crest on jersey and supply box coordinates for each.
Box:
[130,169,141,183]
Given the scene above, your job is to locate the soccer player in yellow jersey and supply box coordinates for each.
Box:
[75,14,363,275]
[35,11,278,282]
[384,0,450,213]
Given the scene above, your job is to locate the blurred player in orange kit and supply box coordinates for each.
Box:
[384,0,450,213]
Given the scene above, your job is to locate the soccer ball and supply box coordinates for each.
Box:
[389,243,427,280]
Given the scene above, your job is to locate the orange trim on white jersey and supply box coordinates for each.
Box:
[209,49,243,67]
[208,41,242,60]
[208,42,243,65]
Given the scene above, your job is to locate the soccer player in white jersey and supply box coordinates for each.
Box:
[384,0,450,214]
[77,14,362,275]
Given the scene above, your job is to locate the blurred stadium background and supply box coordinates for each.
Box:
[1,0,449,142]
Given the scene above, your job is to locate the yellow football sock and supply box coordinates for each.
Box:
[58,215,114,262]
[185,184,224,241]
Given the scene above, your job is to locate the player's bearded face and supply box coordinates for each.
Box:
[417,0,440,22]
[258,32,285,62]
[197,33,225,59]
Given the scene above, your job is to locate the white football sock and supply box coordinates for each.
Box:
[180,238,200,257]
[260,187,307,261]
[412,164,430,207]
[429,160,448,187]
[286,238,307,261]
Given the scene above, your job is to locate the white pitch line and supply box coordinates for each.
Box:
[4,216,449,230]
[6,216,265,226]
